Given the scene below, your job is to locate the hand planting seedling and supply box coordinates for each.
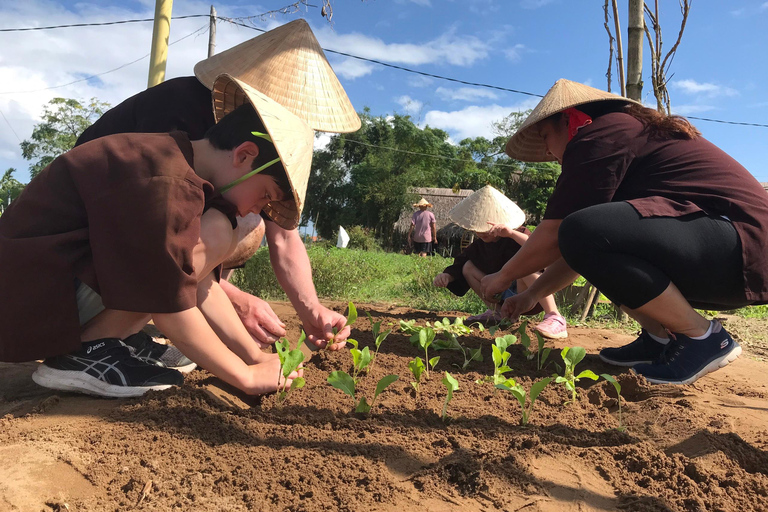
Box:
[275,331,306,405]
[496,377,553,426]
[364,311,392,374]
[327,371,399,414]
[601,374,626,431]
[408,357,426,394]
[555,347,599,404]
[441,371,459,421]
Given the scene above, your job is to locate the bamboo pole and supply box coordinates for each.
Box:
[147,0,173,88]
[207,5,217,58]
[611,0,626,97]
[626,0,644,101]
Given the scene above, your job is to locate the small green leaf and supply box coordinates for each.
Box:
[563,346,587,367]
[576,369,599,381]
[356,346,372,372]
[408,357,425,382]
[600,373,621,395]
[442,372,459,420]
[327,371,356,399]
[429,356,440,370]
[530,377,553,403]
[290,376,306,391]
[555,376,567,384]
[355,396,371,413]
[507,385,526,407]
[468,347,483,362]
[345,302,358,327]
[373,374,399,401]
[418,328,427,348]
[347,338,359,350]
[281,349,304,379]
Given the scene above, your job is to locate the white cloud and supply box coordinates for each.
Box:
[671,79,738,98]
[435,86,499,102]
[504,44,527,62]
[520,0,556,9]
[331,58,375,80]
[671,104,717,116]
[314,132,332,151]
[424,98,539,141]
[407,75,434,88]
[395,95,423,115]
[762,2,768,10]
[315,25,490,67]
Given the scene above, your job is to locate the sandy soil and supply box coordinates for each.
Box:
[1,302,767,512]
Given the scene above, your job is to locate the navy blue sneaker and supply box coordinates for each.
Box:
[32,338,184,398]
[123,331,197,373]
[599,329,668,366]
[633,321,741,385]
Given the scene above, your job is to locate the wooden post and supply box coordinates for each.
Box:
[147,0,173,88]
[626,0,644,101]
[207,5,217,58]
[611,0,626,97]
[580,286,599,323]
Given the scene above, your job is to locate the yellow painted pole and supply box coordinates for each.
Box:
[147,0,173,88]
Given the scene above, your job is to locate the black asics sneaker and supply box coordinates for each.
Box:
[122,331,197,373]
[32,338,184,398]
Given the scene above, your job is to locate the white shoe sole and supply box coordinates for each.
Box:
[643,343,742,385]
[31,364,176,398]
[536,329,568,340]
[171,362,197,374]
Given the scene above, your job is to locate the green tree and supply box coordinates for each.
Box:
[0,168,25,214]
[20,97,109,178]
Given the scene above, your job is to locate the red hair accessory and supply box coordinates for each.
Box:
[564,107,592,140]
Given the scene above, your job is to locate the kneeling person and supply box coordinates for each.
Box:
[0,74,310,398]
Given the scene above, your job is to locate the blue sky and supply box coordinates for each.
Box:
[1,0,767,184]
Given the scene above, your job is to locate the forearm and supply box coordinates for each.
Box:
[197,273,265,364]
[267,224,320,317]
[153,307,253,390]
[497,220,562,284]
[505,230,530,246]
[523,258,580,302]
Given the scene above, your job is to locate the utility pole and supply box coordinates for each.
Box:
[611,0,626,97]
[147,0,173,88]
[626,0,644,101]
[207,5,217,58]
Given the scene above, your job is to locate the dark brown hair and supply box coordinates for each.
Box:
[547,101,700,140]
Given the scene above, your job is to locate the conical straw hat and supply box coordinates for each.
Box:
[413,198,433,208]
[505,79,638,162]
[196,19,360,134]
[212,73,314,230]
[449,185,526,232]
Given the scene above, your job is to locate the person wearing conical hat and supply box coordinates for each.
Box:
[480,78,768,385]
[408,198,437,257]
[433,186,567,337]
[0,73,340,398]
[74,19,358,361]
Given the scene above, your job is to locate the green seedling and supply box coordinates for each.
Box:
[365,311,392,373]
[327,371,399,414]
[486,318,512,336]
[600,374,626,431]
[429,317,483,370]
[517,320,534,359]
[275,331,306,405]
[408,357,425,394]
[346,339,372,383]
[554,347,599,404]
[476,334,516,388]
[330,301,358,346]
[496,377,553,426]
[416,327,439,378]
[399,319,420,337]
[516,321,552,370]
[441,372,459,421]
[533,331,552,371]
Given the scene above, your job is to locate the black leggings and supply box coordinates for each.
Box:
[558,202,750,310]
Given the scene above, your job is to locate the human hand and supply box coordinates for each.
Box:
[234,294,287,348]
[300,305,350,351]
[486,222,517,239]
[242,353,304,395]
[433,273,454,288]
[500,291,539,322]
[480,272,511,301]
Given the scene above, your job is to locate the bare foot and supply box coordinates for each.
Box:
[242,352,303,395]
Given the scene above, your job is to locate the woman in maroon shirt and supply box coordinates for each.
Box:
[480,79,768,385]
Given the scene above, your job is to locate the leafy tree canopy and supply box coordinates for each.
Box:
[0,168,25,214]
[20,97,110,178]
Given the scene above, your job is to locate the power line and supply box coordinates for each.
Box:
[0,108,22,142]
[3,14,766,128]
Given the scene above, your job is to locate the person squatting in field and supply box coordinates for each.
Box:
[433,185,567,339]
[480,79,768,385]
[0,75,333,397]
[62,20,361,380]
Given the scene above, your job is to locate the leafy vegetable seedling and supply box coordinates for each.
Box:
[364,311,392,374]
[416,327,440,378]
[485,334,517,388]
[327,371,399,414]
[601,374,626,431]
[555,347,599,404]
[275,331,306,405]
[408,357,425,394]
[346,339,372,383]
[441,372,459,421]
[431,317,484,370]
[330,301,358,347]
[496,376,553,426]
[533,331,552,371]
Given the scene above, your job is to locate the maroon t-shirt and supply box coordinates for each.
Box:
[0,132,235,362]
[544,112,768,303]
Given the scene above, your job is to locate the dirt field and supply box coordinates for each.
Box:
[1,302,767,512]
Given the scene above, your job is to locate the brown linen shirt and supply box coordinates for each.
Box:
[0,131,235,362]
[544,112,768,303]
